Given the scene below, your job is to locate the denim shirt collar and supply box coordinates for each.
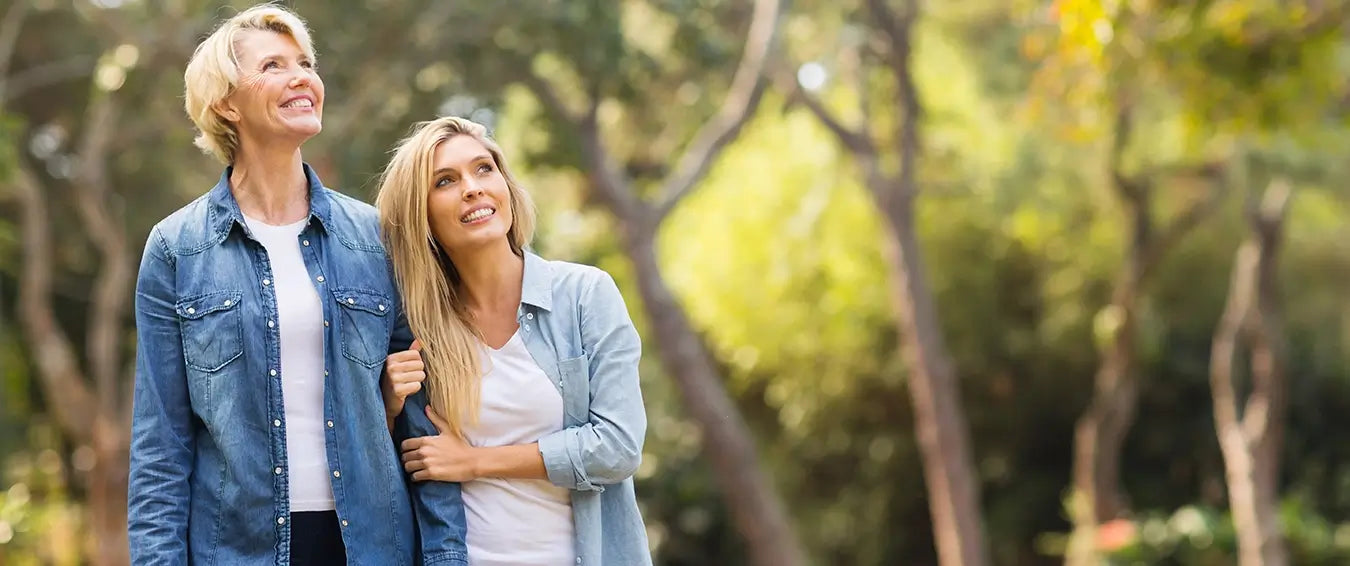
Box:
[207,162,334,236]
[520,250,554,312]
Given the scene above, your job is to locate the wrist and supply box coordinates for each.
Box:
[470,446,488,480]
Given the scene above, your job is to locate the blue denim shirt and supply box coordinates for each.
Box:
[127,164,452,565]
[401,251,652,566]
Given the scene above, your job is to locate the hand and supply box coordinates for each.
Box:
[382,339,425,419]
[402,406,479,482]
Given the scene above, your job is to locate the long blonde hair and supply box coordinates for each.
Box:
[374,116,537,436]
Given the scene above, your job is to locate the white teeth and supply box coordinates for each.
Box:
[460,208,494,223]
[282,99,312,108]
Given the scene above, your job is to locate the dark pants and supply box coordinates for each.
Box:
[290,511,347,565]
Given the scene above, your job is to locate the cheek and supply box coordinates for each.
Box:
[311,75,326,104]
[427,194,459,236]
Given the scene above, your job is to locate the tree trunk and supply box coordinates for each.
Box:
[1065,106,1223,565]
[1066,256,1142,565]
[87,422,131,566]
[14,112,132,566]
[1210,181,1291,566]
[876,192,989,566]
[619,221,807,566]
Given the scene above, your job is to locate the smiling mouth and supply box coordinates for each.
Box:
[460,207,495,224]
[281,98,313,109]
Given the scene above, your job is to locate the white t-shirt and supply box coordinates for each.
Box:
[243,215,334,512]
[462,331,575,566]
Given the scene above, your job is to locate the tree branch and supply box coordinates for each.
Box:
[1,56,97,105]
[0,1,29,86]
[70,92,133,416]
[1240,178,1292,447]
[653,0,783,221]
[784,75,875,155]
[14,158,100,443]
[1140,164,1226,271]
[866,0,922,205]
[522,67,647,225]
[520,68,583,125]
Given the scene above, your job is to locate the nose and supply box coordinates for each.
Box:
[288,68,311,88]
[461,176,485,200]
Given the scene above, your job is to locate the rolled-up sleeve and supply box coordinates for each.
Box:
[127,228,193,565]
[538,270,647,491]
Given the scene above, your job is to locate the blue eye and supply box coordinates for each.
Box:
[262,61,280,71]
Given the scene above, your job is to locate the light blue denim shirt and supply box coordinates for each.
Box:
[127,165,458,565]
[401,251,652,566]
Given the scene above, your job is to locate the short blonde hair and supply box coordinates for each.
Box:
[183,3,316,164]
[375,116,537,436]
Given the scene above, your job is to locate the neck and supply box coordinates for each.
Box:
[230,141,309,225]
[450,239,524,317]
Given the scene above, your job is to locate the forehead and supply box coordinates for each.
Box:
[234,29,306,62]
[432,135,491,167]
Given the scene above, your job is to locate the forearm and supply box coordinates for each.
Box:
[474,443,548,480]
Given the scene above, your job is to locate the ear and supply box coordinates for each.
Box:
[212,97,242,124]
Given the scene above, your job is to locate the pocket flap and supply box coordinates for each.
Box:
[333,288,391,316]
[176,291,242,320]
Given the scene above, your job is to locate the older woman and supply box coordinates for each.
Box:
[125,5,461,564]
[376,116,651,566]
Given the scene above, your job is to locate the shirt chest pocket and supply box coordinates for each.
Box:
[557,355,590,425]
[177,291,244,373]
[333,288,392,368]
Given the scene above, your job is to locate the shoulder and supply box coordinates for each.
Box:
[148,192,215,257]
[532,255,630,320]
[316,187,385,253]
[536,256,615,297]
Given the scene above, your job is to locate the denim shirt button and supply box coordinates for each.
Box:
[327,420,334,428]
[526,312,534,320]
[332,470,340,478]
[273,419,281,427]
[341,520,349,527]
[316,275,325,283]
[262,278,270,286]
[269,369,277,377]
[267,320,274,328]
[277,517,285,525]
[274,467,281,475]
[302,239,310,246]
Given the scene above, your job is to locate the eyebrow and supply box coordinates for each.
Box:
[431,155,493,176]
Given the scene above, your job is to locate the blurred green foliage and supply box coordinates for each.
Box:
[1,1,1348,565]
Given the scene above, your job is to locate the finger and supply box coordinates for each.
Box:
[391,359,425,372]
[391,369,426,384]
[401,437,423,452]
[426,406,451,435]
[403,457,426,473]
[394,382,422,397]
[411,338,422,351]
[411,470,428,482]
[388,351,421,365]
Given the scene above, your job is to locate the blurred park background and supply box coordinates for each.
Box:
[2,0,1349,565]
